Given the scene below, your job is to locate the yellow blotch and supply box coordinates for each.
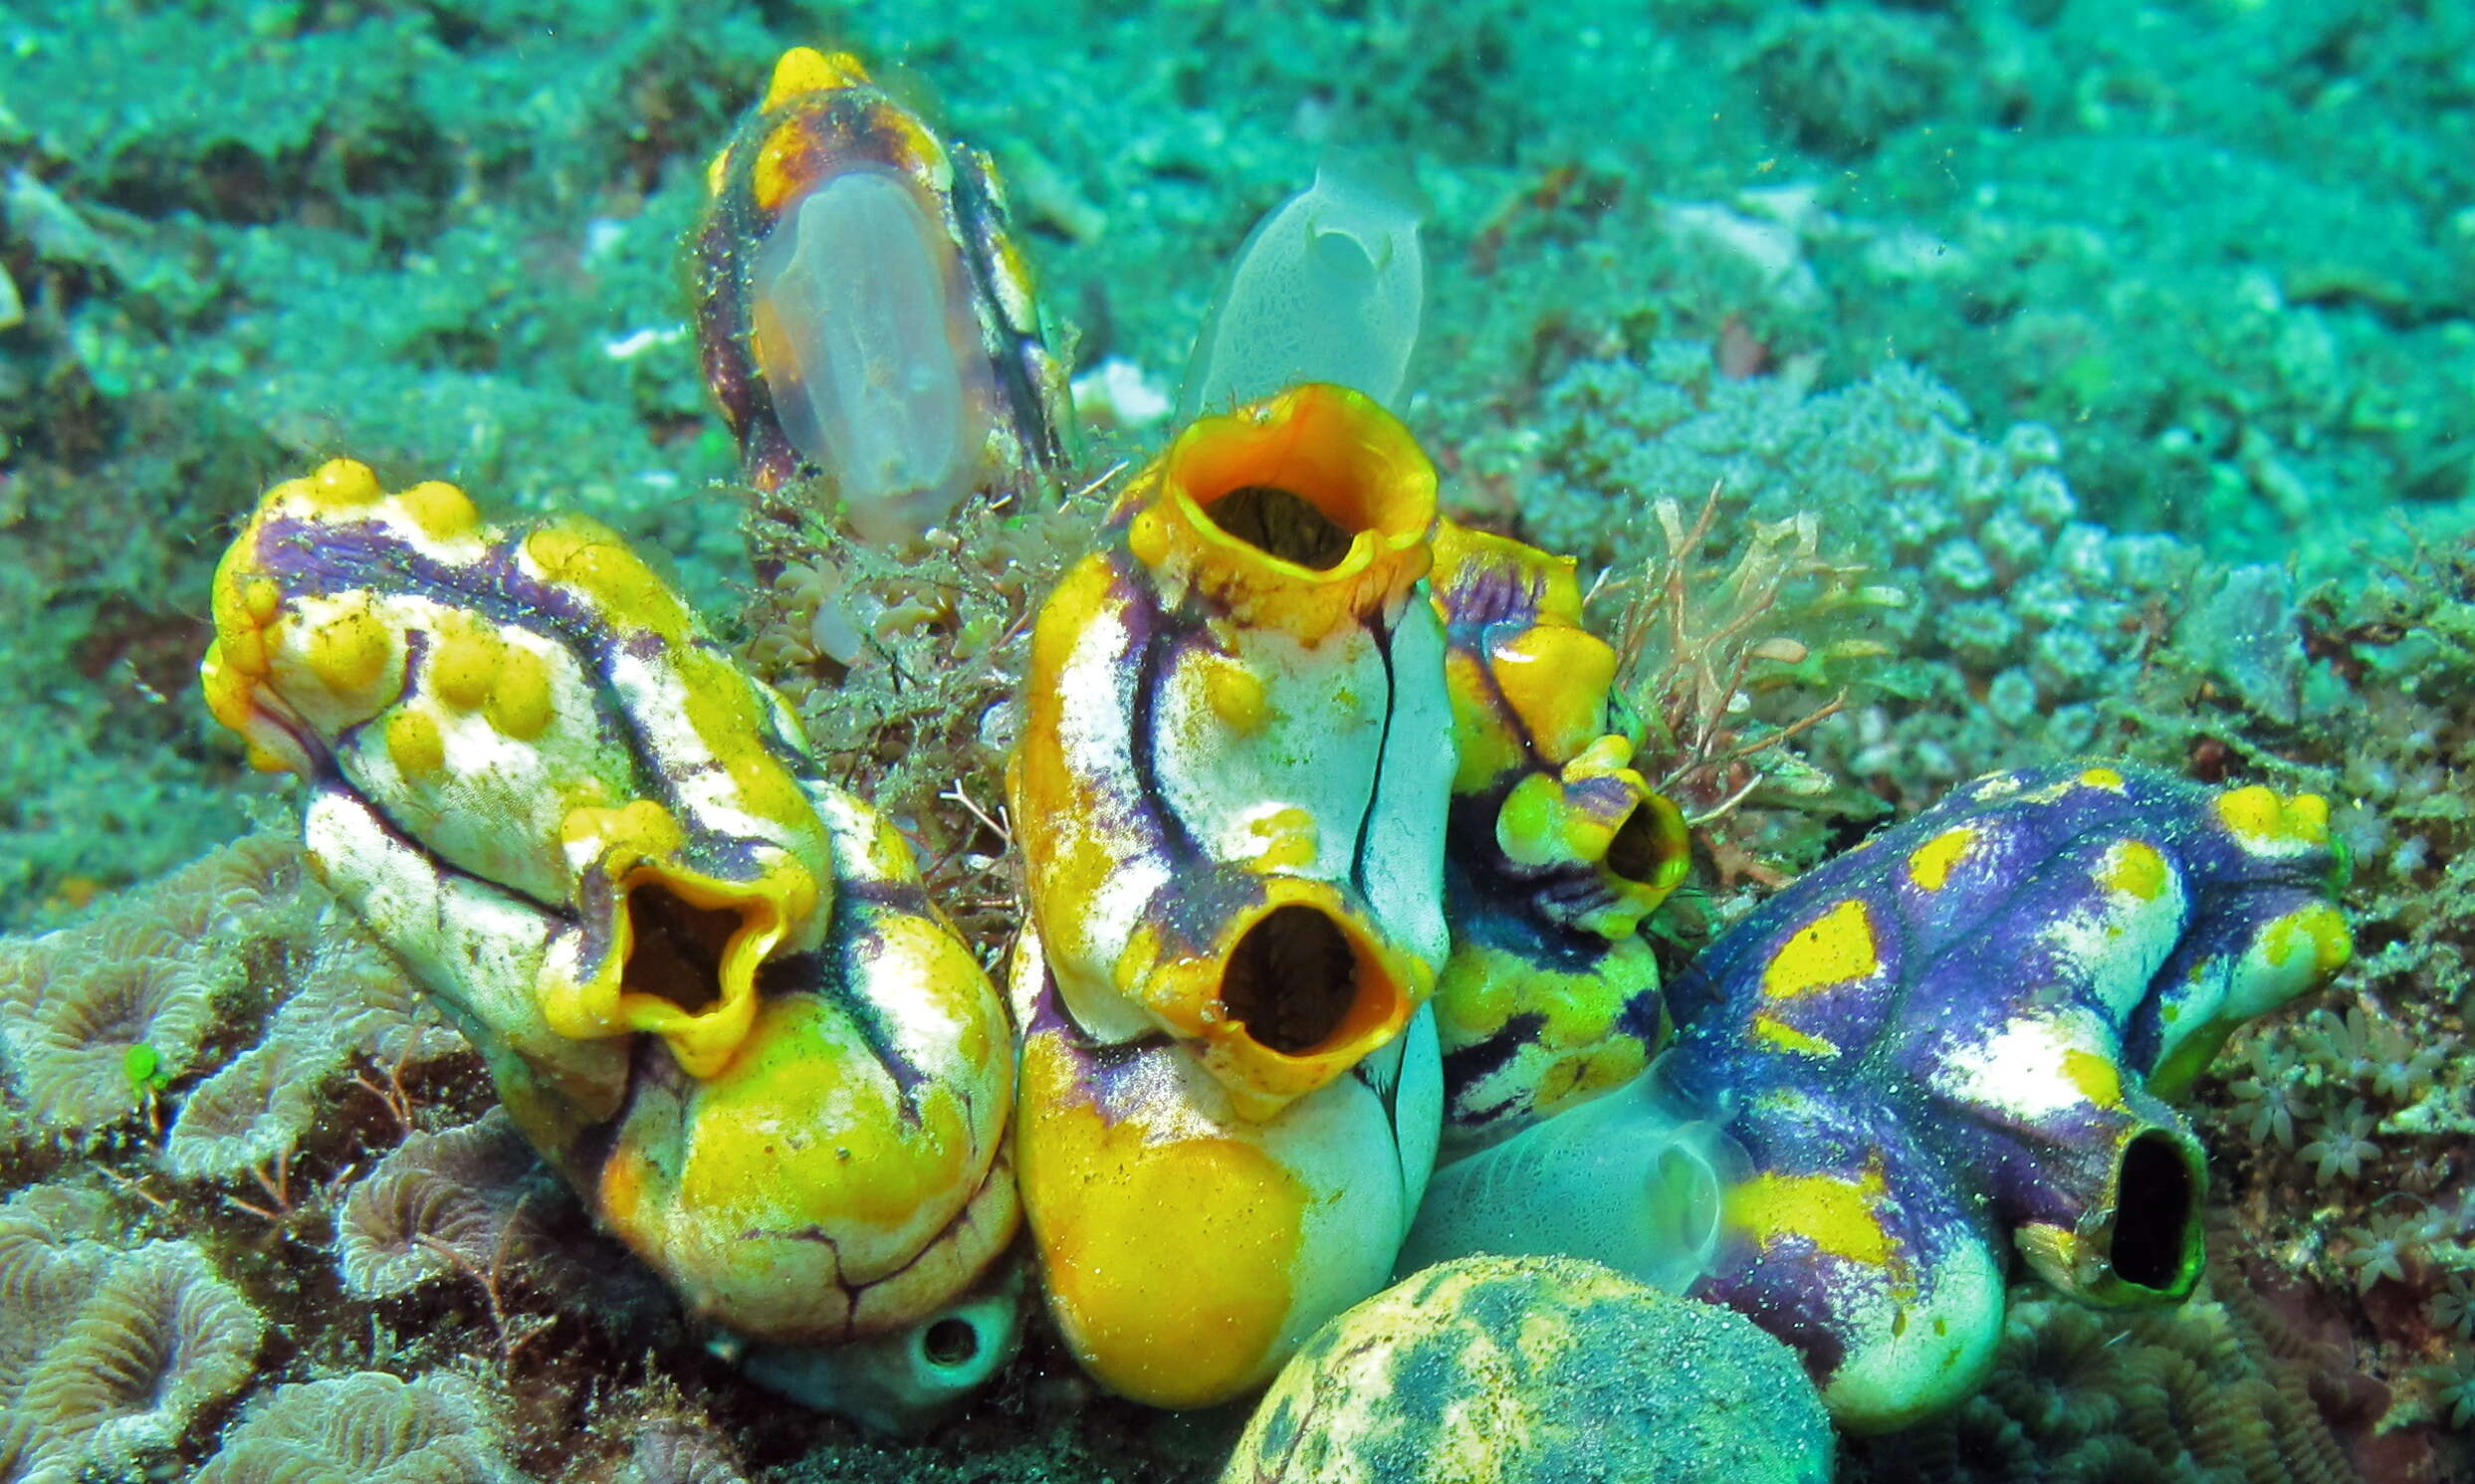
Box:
[1432,942,1529,1041]
[198,641,252,733]
[214,618,268,682]
[428,618,502,712]
[1725,1165,1893,1267]
[683,997,970,1235]
[384,708,446,779]
[1017,1041,1303,1408]
[752,118,813,216]
[1241,807,1319,872]
[704,144,731,198]
[395,479,478,540]
[762,47,868,112]
[2099,840,2170,902]
[2078,766,2127,791]
[2215,785,2331,850]
[485,644,555,741]
[1762,899,1879,1001]
[537,524,689,635]
[2214,785,2280,842]
[242,577,281,624]
[562,798,686,860]
[722,746,820,839]
[2264,903,2353,978]
[305,601,391,697]
[1489,625,1619,765]
[1906,826,1978,893]
[2060,1047,2124,1109]
[1202,657,1269,736]
[1494,773,1564,867]
[308,458,379,510]
[1442,652,1521,793]
[1752,1014,1840,1058]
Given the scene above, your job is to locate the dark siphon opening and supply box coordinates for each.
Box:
[2110,1131,2196,1291]
[623,885,738,1015]
[1604,804,1673,885]
[1220,904,1359,1055]
[923,1316,980,1369]
[1210,486,1354,569]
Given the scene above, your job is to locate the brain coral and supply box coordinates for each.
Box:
[163,912,463,1182]
[192,1370,525,1484]
[8,1238,265,1484]
[1846,1287,2355,1484]
[617,1419,753,1484]
[0,834,309,1140]
[335,1110,547,1300]
[159,1032,326,1180]
[0,944,219,1131]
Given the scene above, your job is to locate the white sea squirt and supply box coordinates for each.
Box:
[1397,1054,1747,1295]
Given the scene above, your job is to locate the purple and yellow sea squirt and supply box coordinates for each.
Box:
[1423,521,1691,1155]
[200,459,1022,1429]
[1406,762,2352,1432]
[1009,381,1455,1118]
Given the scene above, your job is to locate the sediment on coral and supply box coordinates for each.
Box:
[6,1237,266,1484]
[1846,1281,2358,1484]
[335,1111,551,1301]
[191,1370,526,1484]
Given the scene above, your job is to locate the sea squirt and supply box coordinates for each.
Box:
[1405,762,2353,1433]
[1005,382,1458,1404]
[200,459,1021,1433]
[1008,381,1458,1120]
[691,47,1066,545]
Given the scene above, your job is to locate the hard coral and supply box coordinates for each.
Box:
[9,1239,265,1484]
[0,942,218,1133]
[335,1111,550,1301]
[1848,1285,2356,1484]
[191,1370,525,1484]
[17,1241,267,1474]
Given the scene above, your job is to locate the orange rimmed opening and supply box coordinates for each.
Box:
[1146,880,1423,1121]
[1127,384,1437,637]
[608,865,787,1079]
[538,855,817,1081]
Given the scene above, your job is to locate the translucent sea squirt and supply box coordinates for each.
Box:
[691,47,1067,543]
[753,167,999,545]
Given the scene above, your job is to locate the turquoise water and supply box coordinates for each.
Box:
[0,3,2468,1480]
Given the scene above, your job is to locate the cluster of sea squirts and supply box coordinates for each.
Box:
[193,47,2355,1445]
